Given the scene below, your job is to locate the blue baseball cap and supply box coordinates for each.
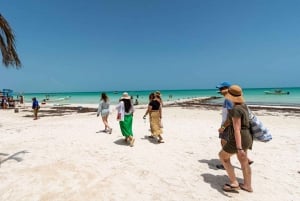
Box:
[216,81,231,89]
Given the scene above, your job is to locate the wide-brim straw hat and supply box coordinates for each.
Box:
[225,85,245,103]
[120,92,131,100]
[155,91,161,95]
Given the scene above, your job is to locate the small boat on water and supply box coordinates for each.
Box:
[264,89,290,95]
[42,96,71,104]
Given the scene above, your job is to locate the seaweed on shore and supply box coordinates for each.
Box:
[22,106,97,118]
[166,96,300,117]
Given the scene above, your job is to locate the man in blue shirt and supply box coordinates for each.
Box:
[32,97,40,120]
[216,82,233,169]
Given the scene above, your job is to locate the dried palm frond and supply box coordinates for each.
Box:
[0,14,21,68]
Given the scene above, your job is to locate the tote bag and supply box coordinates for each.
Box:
[248,110,272,142]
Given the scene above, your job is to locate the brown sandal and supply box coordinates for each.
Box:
[130,138,135,147]
[239,183,253,193]
[223,183,240,192]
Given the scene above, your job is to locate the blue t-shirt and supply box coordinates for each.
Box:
[32,100,39,109]
[223,99,233,110]
[221,99,233,125]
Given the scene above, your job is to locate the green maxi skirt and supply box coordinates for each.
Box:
[119,114,133,137]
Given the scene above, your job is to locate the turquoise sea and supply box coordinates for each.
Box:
[21,87,300,107]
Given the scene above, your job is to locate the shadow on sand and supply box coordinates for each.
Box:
[113,138,130,146]
[140,135,161,144]
[199,158,243,196]
[201,173,239,196]
[199,158,241,171]
[0,150,29,166]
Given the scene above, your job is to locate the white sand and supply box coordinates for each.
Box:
[0,103,299,201]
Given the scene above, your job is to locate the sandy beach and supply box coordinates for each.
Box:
[0,101,299,201]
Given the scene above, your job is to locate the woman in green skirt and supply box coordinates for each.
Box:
[116,92,135,147]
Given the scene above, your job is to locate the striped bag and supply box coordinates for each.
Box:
[248,110,272,142]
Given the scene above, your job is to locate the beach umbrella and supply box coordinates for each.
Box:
[0,14,21,68]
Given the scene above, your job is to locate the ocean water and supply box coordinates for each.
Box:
[21,87,300,107]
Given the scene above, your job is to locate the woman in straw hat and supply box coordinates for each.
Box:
[116,92,135,147]
[219,85,253,193]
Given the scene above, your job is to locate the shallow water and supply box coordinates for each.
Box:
[21,87,300,107]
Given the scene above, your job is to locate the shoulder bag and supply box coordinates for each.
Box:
[248,109,272,142]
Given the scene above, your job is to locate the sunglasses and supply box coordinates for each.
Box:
[219,87,227,91]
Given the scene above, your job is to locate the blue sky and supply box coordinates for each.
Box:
[1,0,300,93]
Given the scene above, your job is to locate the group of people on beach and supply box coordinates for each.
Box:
[96,91,164,147]
[31,83,254,193]
[96,83,254,193]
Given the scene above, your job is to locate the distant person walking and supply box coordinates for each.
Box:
[116,92,135,147]
[20,95,24,104]
[32,97,40,120]
[143,93,164,143]
[97,92,112,134]
[219,85,253,193]
[1,97,8,109]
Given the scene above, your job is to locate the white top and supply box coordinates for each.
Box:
[115,100,134,121]
[97,100,110,115]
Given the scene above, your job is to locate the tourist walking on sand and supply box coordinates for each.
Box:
[216,82,253,169]
[97,92,112,134]
[216,82,233,169]
[32,97,40,120]
[155,91,164,128]
[116,92,135,147]
[143,93,164,143]
[144,92,155,130]
[219,85,253,193]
